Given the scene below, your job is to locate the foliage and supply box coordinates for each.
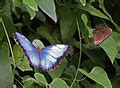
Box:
[0,0,120,88]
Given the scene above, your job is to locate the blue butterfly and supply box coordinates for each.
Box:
[13,32,73,71]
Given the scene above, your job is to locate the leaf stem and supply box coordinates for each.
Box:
[70,18,82,87]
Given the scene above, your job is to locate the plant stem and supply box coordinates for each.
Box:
[70,18,82,87]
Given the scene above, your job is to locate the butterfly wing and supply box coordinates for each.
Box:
[13,32,41,67]
[39,44,73,71]
[93,28,112,45]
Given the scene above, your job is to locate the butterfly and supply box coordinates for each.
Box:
[93,27,112,45]
[13,32,73,71]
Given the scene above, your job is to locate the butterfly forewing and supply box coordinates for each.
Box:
[40,44,73,71]
[93,28,112,45]
[13,32,41,67]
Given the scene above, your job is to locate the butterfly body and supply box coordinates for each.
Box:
[93,28,112,45]
[13,32,73,71]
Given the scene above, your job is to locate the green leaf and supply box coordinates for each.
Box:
[1,42,9,56]
[112,75,120,88]
[48,59,68,79]
[12,0,23,18]
[81,75,104,88]
[24,4,36,19]
[36,11,46,22]
[81,14,88,25]
[1,15,17,37]
[34,73,48,85]
[79,66,112,88]
[72,82,80,88]
[35,0,57,22]
[79,3,110,20]
[77,17,90,44]
[98,0,111,20]
[23,0,38,19]
[63,65,76,79]
[36,25,60,44]
[83,46,105,67]
[0,22,4,40]
[79,0,86,6]
[23,0,38,11]
[0,49,13,88]
[23,77,43,88]
[13,85,17,88]
[81,14,93,38]
[59,6,77,42]
[49,78,69,88]
[112,32,120,50]
[13,44,32,71]
[0,0,5,11]
[0,0,11,18]
[32,39,45,49]
[100,36,118,64]
[98,0,119,32]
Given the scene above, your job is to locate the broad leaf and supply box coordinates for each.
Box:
[49,78,69,88]
[23,0,38,19]
[79,0,86,6]
[0,49,13,88]
[112,32,120,50]
[100,36,118,64]
[36,25,60,44]
[23,0,38,11]
[23,77,43,88]
[1,15,17,37]
[34,73,48,85]
[59,5,76,42]
[79,3,110,20]
[35,0,57,22]
[79,66,112,88]
[24,4,36,19]
[98,0,119,32]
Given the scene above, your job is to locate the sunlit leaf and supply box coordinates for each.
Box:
[79,0,86,6]
[23,0,38,11]
[79,66,112,88]
[35,0,57,22]
[49,78,69,88]
[79,3,110,20]
[23,77,43,88]
[100,36,118,64]
[34,73,48,85]
[24,4,36,19]
[112,32,120,50]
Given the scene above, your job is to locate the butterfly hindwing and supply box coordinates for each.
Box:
[93,28,112,45]
[40,44,73,71]
[13,32,41,67]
